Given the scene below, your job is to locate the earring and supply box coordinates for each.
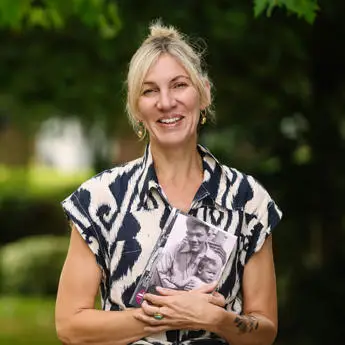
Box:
[137,121,145,139]
[200,110,207,125]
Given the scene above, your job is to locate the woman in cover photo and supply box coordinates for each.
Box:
[55,21,282,345]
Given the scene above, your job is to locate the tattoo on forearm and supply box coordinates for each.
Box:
[234,315,259,334]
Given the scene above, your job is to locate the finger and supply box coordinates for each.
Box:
[144,293,167,306]
[208,292,226,307]
[141,300,161,316]
[155,287,186,296]
[211,291,224,298]
[133,312,168,326]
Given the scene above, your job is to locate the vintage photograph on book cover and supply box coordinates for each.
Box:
[130,210,237,307]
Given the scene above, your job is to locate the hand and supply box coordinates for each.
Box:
[133,282,226,333]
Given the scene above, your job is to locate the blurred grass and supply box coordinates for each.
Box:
[0,164,93,199]
[0,164,97,344]
[0,295,59,344]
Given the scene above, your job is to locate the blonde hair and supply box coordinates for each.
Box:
[126,21,214,133]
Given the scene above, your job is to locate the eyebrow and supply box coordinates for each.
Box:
[142,75,191,85]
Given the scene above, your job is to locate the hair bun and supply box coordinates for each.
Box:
[148,20,182,40]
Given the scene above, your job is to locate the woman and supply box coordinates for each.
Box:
[56,22,282,345]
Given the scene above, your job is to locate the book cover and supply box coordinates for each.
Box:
[129,209,237,307]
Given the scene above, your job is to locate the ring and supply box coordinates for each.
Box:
[153,312,164,320]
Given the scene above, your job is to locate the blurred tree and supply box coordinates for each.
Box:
[0,0,318,133]
[0,0,121,38]
[0,0,122,133]
[0,0,122,166]
[254,0,319,23]
[0,0,320,166]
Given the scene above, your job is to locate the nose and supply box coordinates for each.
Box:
[190,235,198,242]
[156,89,176,111]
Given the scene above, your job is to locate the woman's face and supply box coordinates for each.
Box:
[137,53,205,148]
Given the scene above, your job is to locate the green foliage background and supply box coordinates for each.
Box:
[1,1,345,344]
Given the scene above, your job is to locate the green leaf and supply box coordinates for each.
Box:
[283,0,319,24]
[253,0,319,23]
[253,0,269,17]
[46,7,64,29]
[107,3,121,27]
[28,8,49,28]
[0,0,121,37]
[0,0,29,27]
[100,3,121,39]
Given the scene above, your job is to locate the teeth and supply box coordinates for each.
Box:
[160,117,180,124]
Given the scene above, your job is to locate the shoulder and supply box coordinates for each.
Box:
[222,164,282,232]
[167,240,189,256]
[208,150,282,225]
[62,156,144,212]
[219,163,276,211]
[199,144,272,211]
[82,156,144,191]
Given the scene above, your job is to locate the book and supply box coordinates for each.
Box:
[129,209,237,307]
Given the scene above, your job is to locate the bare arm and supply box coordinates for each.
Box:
[55,225,154,345]
[212,236,278,345]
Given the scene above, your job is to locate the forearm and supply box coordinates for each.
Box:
[160,277,179,289]
[209,309,277,345]
[57,308,151,345]
[156,268,178,289]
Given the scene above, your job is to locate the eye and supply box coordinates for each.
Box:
[174,82,188,89]
[142,89,154,95]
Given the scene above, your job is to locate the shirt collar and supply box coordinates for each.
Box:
[136,144,229,209]
[196,144,228,208]
[136,145,160,209]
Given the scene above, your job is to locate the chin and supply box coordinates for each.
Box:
[152,132,196,148]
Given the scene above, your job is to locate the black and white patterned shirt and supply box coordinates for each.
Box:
[62,144,282,345]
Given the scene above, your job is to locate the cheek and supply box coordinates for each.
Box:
[137,98,153,118]
[137,99,147,116]
[182,89,200,110]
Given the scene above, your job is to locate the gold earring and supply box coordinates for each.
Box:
[137,121,144,139]
[200,110,207,125]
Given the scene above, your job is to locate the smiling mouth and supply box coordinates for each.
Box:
[157,116,184,124]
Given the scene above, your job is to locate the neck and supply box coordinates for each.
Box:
[150,140,203,188]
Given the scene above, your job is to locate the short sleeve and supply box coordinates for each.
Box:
[244,176,283,262]
[61,185,108,272]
